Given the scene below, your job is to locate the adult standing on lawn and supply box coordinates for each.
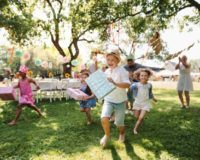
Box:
[124,56,144,111]
[175,55,193,108]
[124,55,144,73]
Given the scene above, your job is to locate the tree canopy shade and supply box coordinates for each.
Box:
[0,0,37,44]
[1,0,199,74]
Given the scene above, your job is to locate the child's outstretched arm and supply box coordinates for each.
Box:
[107,69,130,89]
[28,78,40,90]
[107,77,130,88]
[13,82,19,89]
[175,57,181,70]
[84,93,95,100]
[149,84,157,102]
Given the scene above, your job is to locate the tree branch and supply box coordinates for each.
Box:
[79,38,95,43]
[167,4,193,17]
[186,0,200,11]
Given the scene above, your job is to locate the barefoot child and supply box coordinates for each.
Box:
[8,65,43,125]
[131,69,157,134]
[100,49,130,147]
[80,72,96,125]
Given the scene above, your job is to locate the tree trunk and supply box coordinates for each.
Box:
[62,62,72,77]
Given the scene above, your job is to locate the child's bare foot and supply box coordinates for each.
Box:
[100,135,109,148]
[8,120,17,126]
[87,121,93,125]
[118,134,125,143]
[133,129,138,135]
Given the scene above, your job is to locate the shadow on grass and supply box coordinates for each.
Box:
[125,92,200,159]
[0,99,104,159]
[0,89,200,160]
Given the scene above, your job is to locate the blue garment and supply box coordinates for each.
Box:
[130,82,154,99]
[80,85,96,108]
[124,63,144,72]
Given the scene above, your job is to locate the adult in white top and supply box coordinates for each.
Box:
[100,49,130,148]
[175,55,193,108]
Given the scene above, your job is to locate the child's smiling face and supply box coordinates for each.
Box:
[139,71,149,84]
[81,74,88,84]
[106,54,119,69]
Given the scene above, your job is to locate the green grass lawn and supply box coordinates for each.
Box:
[0,89,200,160]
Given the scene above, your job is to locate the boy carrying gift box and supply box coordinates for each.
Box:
[100,49,130,147]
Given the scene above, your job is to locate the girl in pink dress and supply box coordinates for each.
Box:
[8,66,43,125]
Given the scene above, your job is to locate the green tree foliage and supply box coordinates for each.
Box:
[1,0,199,73]
[0,0,37,44]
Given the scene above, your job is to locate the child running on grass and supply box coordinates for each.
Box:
[130,69,157,134]
[100,49,130,147]
[80,72,96,125]
[8,65,43,125]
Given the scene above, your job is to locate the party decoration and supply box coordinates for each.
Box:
[8,47,14,64]
[27,70,33,77]
[48,72,53,78]
[48,62,53,69]
[81,64,86,70]
[23,52,31,61]
[62,56,69,63]
[57,55,69,64]
[34,59,42,66]
[149,32,162,55]
[65,73,70,78]
[165,43,195,61]
[15,50,23,57]
[41,61,48,68]
[71,59,79,66]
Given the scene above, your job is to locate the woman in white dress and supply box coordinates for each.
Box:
[175,55,193,108]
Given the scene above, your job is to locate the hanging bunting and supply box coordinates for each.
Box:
[165,43,195,61]
[15,50,23,57]
[8,47,14,64]
[35,59,42,66]
[41,61,48,68]
[48,62,53,69]
[23,52,31,61]
[71,59,79,66]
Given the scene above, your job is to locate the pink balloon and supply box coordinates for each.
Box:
[23,53,30,61]
[41,61,48,68]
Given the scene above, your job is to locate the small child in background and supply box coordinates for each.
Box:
[126,71,139,111]
[80,72,96,125]
[130,69,157,134]
[8,65,43,125]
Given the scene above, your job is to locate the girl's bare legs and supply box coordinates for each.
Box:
[27,105,43,116]
[8,105,24,125]
[178,91,185,107]
[134,110,140,118]
[133,110,147,134]
[85,108,92,124]
[184,91,190,107]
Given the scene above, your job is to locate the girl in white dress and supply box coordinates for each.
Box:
[175,55,193,108]
[130,69,157,134]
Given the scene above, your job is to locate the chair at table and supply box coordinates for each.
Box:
[37,79,54,102]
